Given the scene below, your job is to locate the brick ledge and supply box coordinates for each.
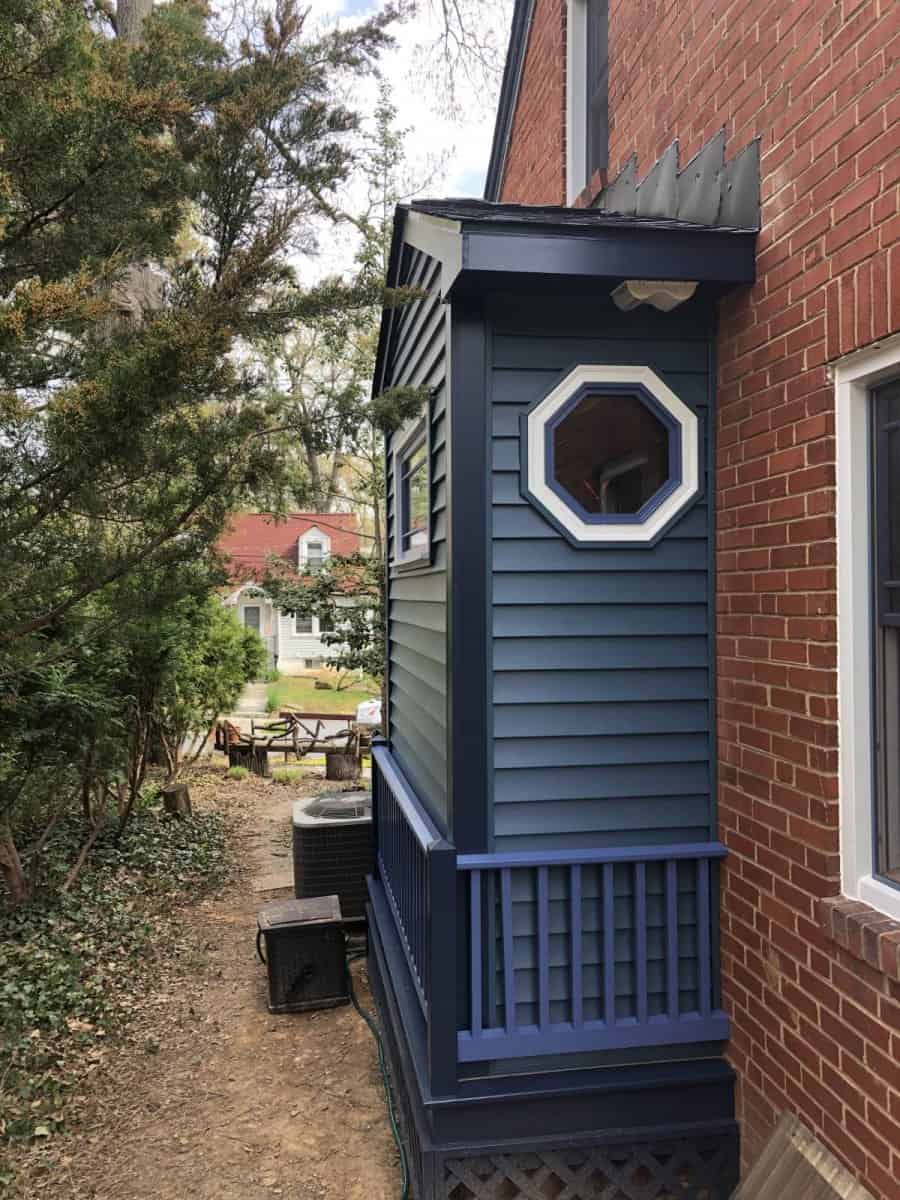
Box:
[818,895,900,979]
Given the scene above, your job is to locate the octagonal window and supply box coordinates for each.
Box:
[551,392,671,517]
[522,365,700,547]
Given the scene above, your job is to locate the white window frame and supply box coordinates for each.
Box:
[294,612,314,635]
[298,526,330,571]
[836,332,900,922]
[565,0,589,204]
[393,417,430,567]
[523,364,700,546]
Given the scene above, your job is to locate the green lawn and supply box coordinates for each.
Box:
[266,672,378,716]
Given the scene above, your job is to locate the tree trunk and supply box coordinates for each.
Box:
[117,0,153,43]
[325,750,360,781]
[0,822,28,906]
[162,782,192,818]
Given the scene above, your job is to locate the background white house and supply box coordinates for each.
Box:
[218,512,360,675]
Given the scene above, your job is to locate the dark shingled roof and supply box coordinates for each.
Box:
[410,198,757,236]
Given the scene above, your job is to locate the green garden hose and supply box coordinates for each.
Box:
[345,946,411,1200]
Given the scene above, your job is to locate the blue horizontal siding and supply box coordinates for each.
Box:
[494,669,709,704]
[493,603,708,637]
[493,700,710,738]
[488,298,715,862]
[385,245,448,827]
[494,733,710,769]
[493,636,708,671]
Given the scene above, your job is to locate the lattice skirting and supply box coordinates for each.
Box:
[369,962,737,1200]
[443,1138,739,1200]
[367,894,739,1200]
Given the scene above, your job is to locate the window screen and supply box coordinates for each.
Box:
[873,378,900,880]
[294,613,313,635]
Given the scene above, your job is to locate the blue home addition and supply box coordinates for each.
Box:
[368,199,756,1199]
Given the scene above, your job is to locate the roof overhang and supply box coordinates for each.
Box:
[404,200,755,294]
[373,198,757,396]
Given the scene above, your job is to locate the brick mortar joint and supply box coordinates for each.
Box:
[818,894,900,981]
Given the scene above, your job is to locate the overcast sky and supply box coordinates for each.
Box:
[298,0,512,275]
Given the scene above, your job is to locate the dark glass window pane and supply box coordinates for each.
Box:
[874,378,900,877]
[888,427,900,594]
[586,0,608,176]
[552,393,670,515]
[295,614,313,634]
[401,438,428,553]
[318,611,333,634]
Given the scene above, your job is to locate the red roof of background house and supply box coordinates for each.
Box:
[218,512,360,582]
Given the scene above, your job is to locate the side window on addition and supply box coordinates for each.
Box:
[395,419,429,566]
[873,378,900,882]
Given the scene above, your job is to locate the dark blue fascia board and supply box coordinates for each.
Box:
[456,225,757,290]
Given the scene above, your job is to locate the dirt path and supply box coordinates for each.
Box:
[14,768,399,1200]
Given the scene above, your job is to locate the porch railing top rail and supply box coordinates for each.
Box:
[457,842,727,871]
[372,741,445,851]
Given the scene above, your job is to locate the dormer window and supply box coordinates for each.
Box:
[566,0,609,203]
[298,527,330,572]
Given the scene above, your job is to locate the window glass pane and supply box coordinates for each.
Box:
[877,627,900,879]
[318,611,333,634]
[873,379,900,878]
[888,428,900,598]
[401,438,428,553]
[295,614,313,634]
[585,0,608,175]
[552,393,670,515]
[306,541,323,571]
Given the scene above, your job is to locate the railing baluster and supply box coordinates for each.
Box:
[697,857,711,1017]
[470,870,482,1038]
[570,864,583,1029]
[603,863,615,1027]
[501,868,516,1033]
[635,862,648,1025]
[537,866,550,1031]
[666,859,679,1020]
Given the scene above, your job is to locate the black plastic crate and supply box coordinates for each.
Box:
[256,895,348,1014]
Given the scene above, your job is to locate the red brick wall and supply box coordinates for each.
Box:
[500,1,900,1194]
[499,0,567,204]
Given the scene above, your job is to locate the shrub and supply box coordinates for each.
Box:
[0,804,231,1144]
[226,766,249,781]
[266,684,279,713]
[264,667,280,683]
[271,767,301,785]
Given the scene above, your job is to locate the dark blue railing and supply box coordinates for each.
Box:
[371,742,451,1018]
[456,843,728,1063]
[372,743,728,1077]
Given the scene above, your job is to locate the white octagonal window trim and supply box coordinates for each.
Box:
[522,364,700,546]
